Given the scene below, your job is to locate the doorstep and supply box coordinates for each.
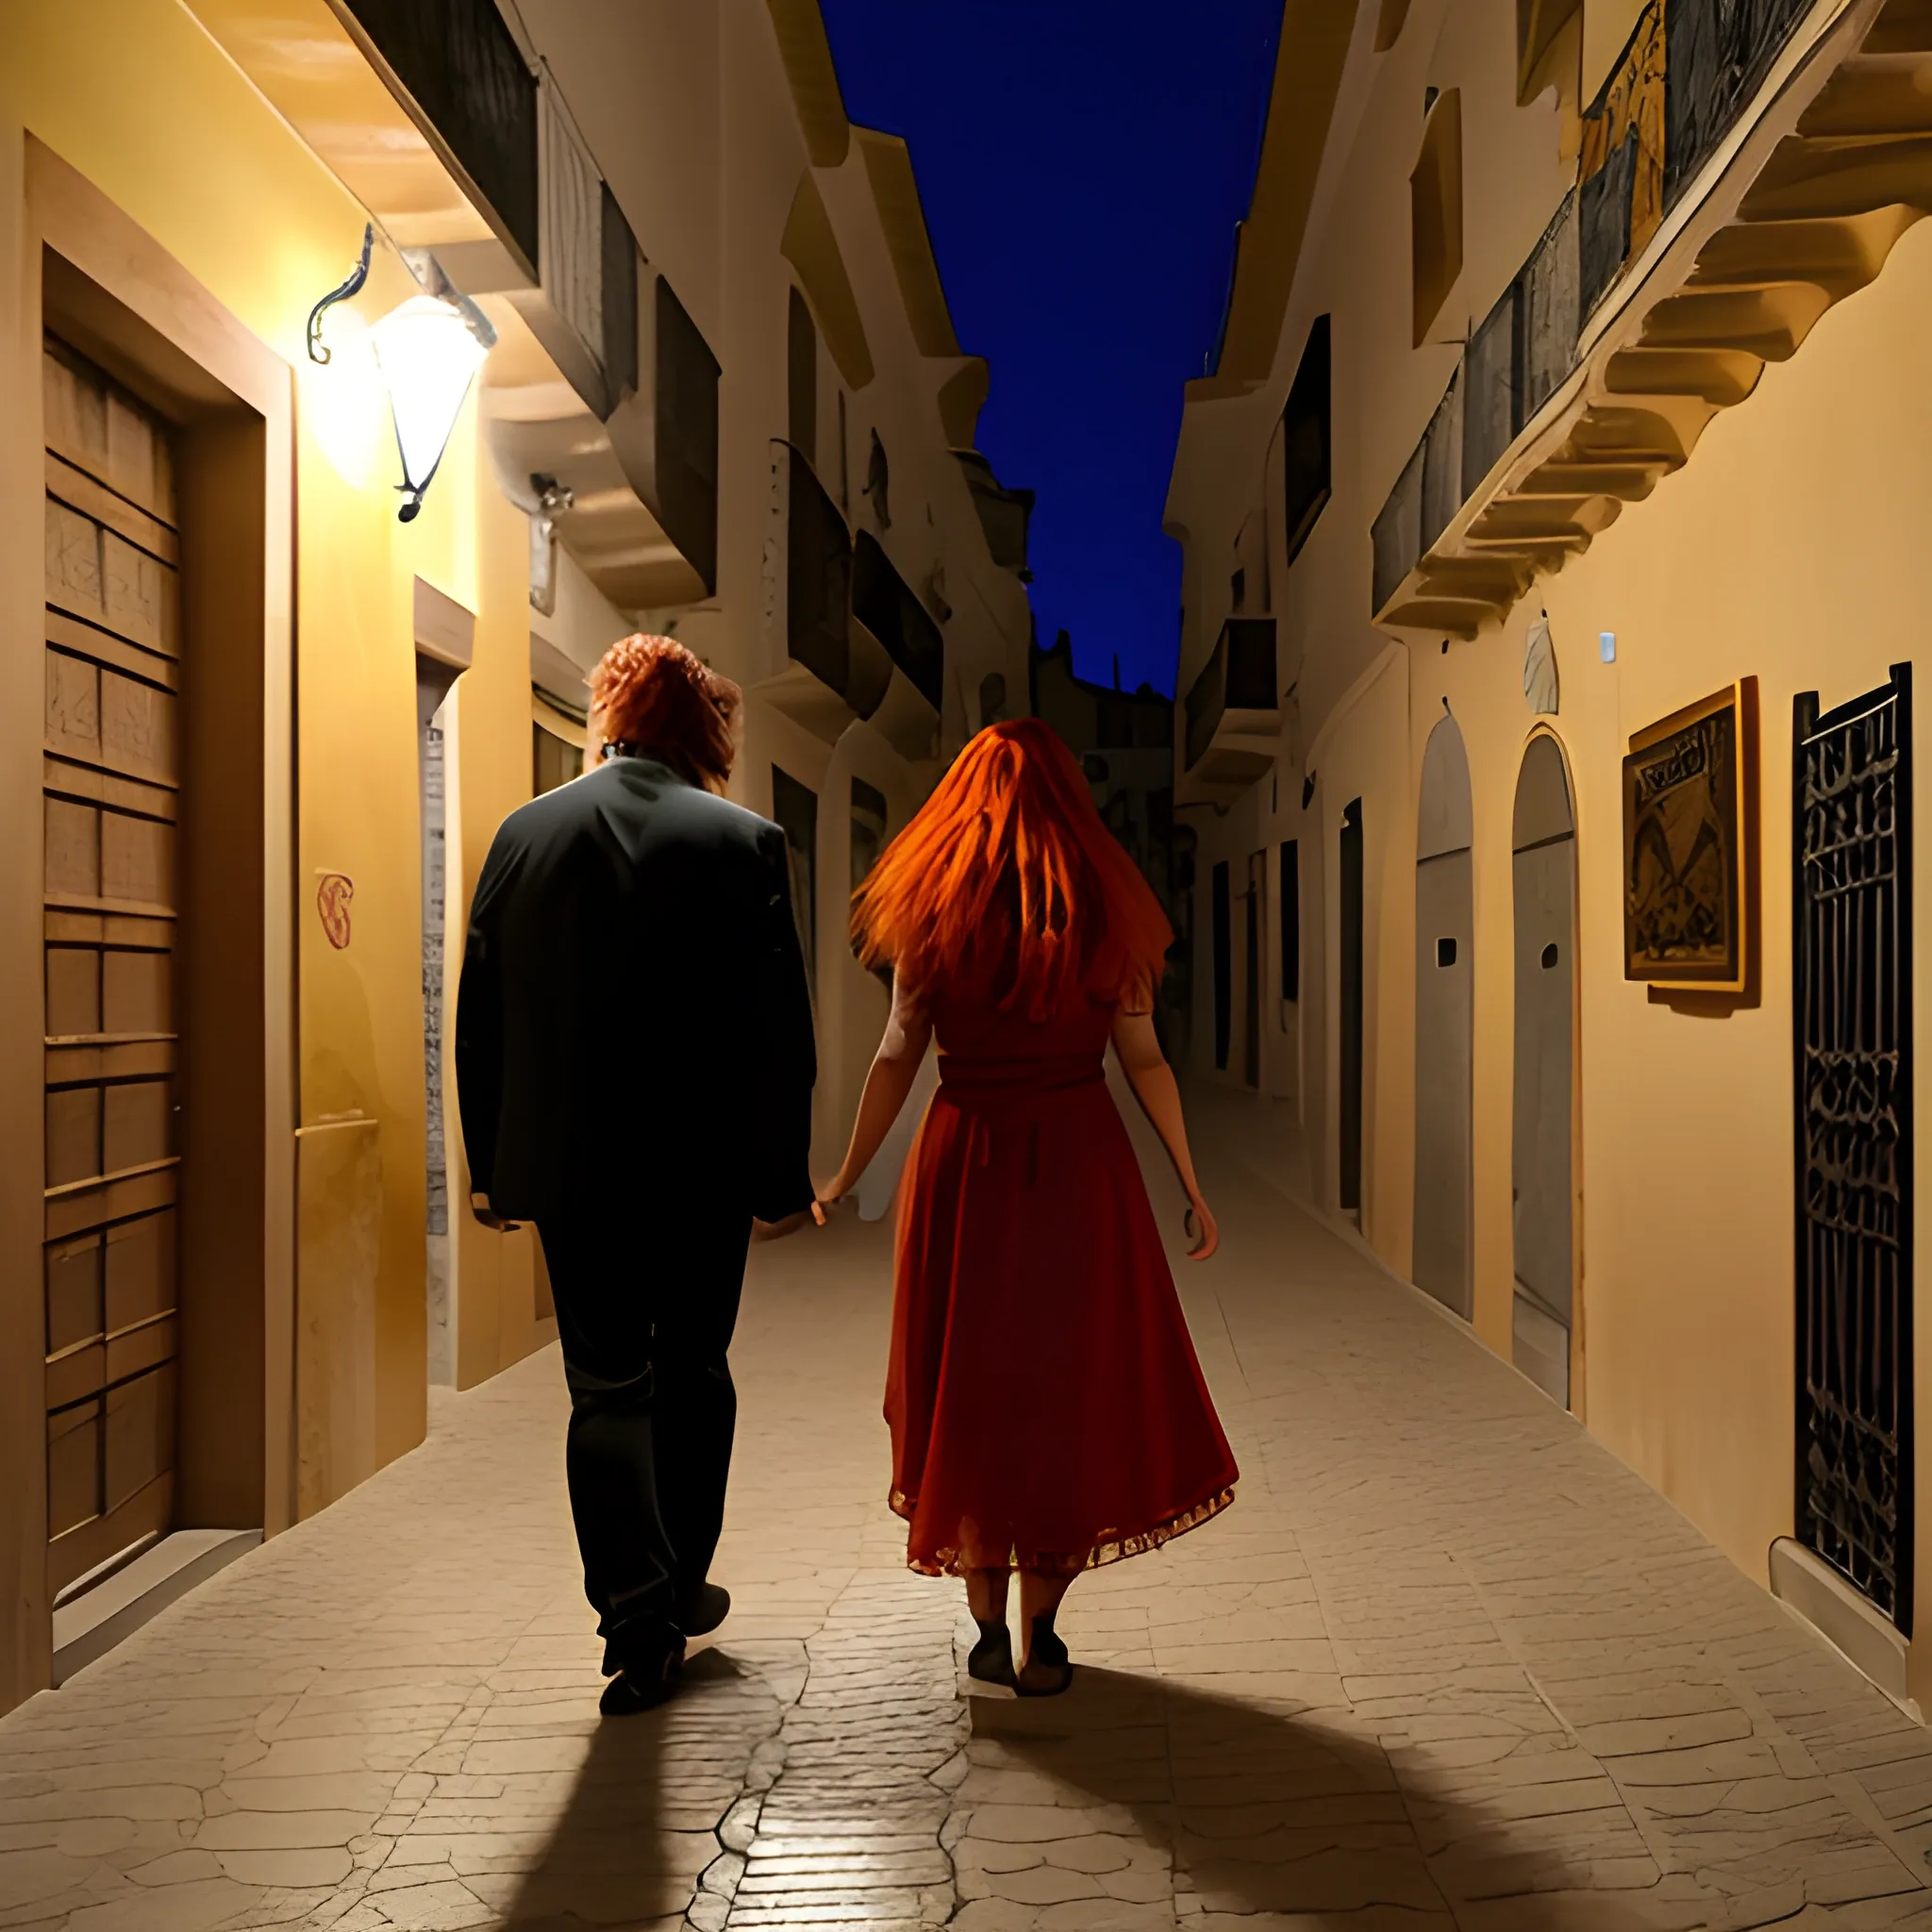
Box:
[53,1527,261,1685]
[1769,1536,1918,1719]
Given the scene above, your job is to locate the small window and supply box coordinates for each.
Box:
[1541,941,1560,970]
[1437,936,1457,968]
[1411,89,1463,346]
[1281,317,1331,565]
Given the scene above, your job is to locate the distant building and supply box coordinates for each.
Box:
[1030,630,1194,1059]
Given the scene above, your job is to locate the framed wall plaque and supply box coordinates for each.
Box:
[1622,678,1757,991]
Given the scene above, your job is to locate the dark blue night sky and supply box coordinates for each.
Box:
[820,2,1283,697]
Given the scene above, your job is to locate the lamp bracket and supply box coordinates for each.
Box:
[308,223,374,365]
[399,248,498,351]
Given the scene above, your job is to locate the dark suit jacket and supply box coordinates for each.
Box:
[455,757,817,1228]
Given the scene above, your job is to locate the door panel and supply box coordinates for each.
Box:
[1414,849,1474,1316]
[1414,717,1474,1318]
[1510,736,1576,1407]
[1339,800,1365,1215]
[1242,850,1265,1089]
[41,338,183,1593]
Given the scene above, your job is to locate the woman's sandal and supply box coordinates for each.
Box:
[967,1617,1017,1690]
[1015,1612,1074,1698]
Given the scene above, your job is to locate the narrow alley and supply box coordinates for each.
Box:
[5,1085,1932,1932]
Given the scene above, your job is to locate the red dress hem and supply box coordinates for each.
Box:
[889,1479,1239,1579]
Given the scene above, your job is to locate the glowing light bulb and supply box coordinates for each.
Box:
[369,295,489,523]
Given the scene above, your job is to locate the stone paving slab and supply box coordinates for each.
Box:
[5,1080,1932,1927]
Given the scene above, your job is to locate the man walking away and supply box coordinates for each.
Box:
[456,635,817,1714]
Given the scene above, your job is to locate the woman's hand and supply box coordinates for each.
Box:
[1182,1191,1219,1261]
[810,1175,850,1227]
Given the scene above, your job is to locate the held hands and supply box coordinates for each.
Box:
[810,1175,853,1227]
[754,1177,849,1241]
[1182,1190,1220,1262]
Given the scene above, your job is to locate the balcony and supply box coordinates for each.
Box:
[851,533,943,762]
[952,451,1035,577]
[755,443,893,744]
[1177,618,1278,808]
[1371,0,1932,637]
[187,0,721,613]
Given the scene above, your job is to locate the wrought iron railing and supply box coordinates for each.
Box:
[779,442,852,698]
[1370,0,1810,614]
[852,533,944,710]
[1794,665,1914,1632]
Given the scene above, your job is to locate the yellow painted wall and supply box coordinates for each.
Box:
[0,0,552,1495]
[1388,212,1932,1634]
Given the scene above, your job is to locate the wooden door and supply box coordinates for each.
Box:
[1339,798,1365,1216]
[41,338,183,1595]
[1241,850,1265,1089]
[1510,735,1576,1407]
[1414,717,1474,1320]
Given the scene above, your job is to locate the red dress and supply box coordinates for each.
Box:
[886,984,1239,1575]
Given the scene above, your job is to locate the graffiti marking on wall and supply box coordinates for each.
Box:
[317,872,355,950]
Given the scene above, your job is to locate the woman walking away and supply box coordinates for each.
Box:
[816,719,1238,1696]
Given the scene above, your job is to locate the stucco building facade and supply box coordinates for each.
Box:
[0,0,1029,1716]
[1169,0,1932,1709]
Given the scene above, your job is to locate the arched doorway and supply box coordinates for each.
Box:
[1511,734,1577,1407]
[1413,716,1474,1318]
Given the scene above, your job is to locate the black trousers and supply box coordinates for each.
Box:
[536,1213,751,1669]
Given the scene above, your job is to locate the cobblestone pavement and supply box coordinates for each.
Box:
[8,1082,1932,1930]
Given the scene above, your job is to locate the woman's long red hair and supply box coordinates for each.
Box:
[852,718,1172,1018]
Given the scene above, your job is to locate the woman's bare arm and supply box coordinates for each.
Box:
[818,975,933,1211]
[1110,1004,1219,1259]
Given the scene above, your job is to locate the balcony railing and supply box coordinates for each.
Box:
[336,0,540,272]
[761,444,958,757]
[1182,618,1278,799]
[1371,0,1814,625]
[852,533,943,710]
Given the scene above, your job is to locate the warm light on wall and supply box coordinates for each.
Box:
[308,225,492,525]
[369,296,490,524]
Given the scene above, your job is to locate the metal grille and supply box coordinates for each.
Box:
[1794,666,1913,1633]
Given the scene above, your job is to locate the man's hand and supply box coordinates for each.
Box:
[470,1191,522,1234]
[752,1209,812,1242]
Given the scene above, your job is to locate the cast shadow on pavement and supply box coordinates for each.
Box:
[971,1665,1679,1931]
[501,1645,767,1930]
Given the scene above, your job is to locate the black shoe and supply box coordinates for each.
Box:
[598,1629,685,1716]
[678,1582,731,1639]
[1016,1611,1073,1698]
[967,1617,1016,1690]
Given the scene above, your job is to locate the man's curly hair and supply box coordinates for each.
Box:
[590,634,741,791]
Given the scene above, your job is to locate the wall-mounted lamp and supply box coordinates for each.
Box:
[308,225,494,524]
[370,295,490,523]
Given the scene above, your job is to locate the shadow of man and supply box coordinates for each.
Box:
[968,1667,1678,1929]
[502,1648,768,1929]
